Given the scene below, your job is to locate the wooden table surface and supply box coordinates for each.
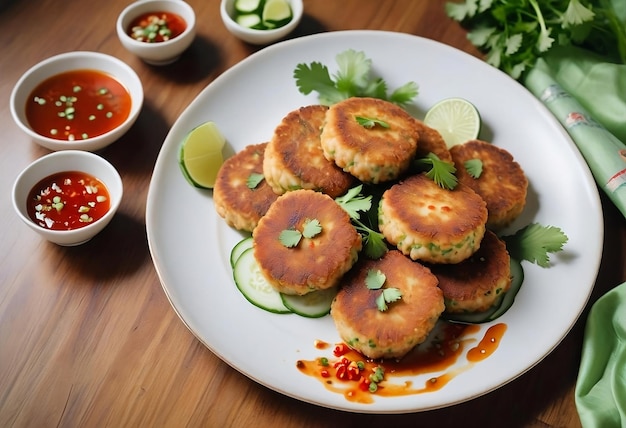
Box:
[1,0,625,426]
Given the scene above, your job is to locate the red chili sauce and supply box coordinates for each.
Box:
[25,69,132,141]
[298,322,508,403]
[26,171,111,231]
[127,11,186,43]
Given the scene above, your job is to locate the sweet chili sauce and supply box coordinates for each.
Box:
[25,69,132,141]
[127,11,186,43]
[26,171,111,231]
[297,322,507,403]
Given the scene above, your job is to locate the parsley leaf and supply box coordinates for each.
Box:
[294,49,419,106]
[414,153,458,189]
[246,173,265,189]
[355,116,390,129]
[502,223,568,267]
[464,158,483,178]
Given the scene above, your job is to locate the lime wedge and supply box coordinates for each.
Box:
[235,0,261,13]
[262,0,292,24]
[179,122,225,189]
[423,98,481,148]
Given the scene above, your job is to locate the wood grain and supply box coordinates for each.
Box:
[1,0,624,426]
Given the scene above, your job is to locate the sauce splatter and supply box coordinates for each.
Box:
[127,11,186,43]
[26,69,131,141]
[297,322,507,403]
[26,171,111,231]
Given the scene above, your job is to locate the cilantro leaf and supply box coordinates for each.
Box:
[365,269,386,290]
[502,223,568,267]
[464,158,483,178]
[415,152,458,189]
[246,173,265,189]
[335,186,388,259]
[279,229,302,248]
[355,116,390,129]
[446,0,626,79]
[302,218,322,239]
[335,185,372,219]
[294,49,419,106]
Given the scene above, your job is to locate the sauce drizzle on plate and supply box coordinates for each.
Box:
[297,322,507,403]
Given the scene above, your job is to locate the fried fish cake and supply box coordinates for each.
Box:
[450,140,528,230]
[378,173,488,264]
[263,105,354,198]
[213,142,279,232]
[429,230,511,313]
[413,119,453,163]
[320,97,420,184]
[253,189,362,296]
[331,250,444,360]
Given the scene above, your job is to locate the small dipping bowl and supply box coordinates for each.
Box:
[10,51,143,152]
[12,150,123,246]
[220,0,303,45]
[117,0,196,65]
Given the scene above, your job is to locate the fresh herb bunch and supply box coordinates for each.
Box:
[446,0,626,79]
[294,49,419,106]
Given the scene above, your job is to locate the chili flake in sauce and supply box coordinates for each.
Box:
[27,171,111,231]
[128,11,186,42]
[25,69,132,141]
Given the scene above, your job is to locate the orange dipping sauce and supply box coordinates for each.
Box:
[127,11,186,43]
[27,171,111,231]
[25,69,132,141]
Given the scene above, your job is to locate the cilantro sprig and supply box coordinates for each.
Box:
[335,185,388,259]
[294,49,419,106]
[464,158,483,178]
[502,223,568,267]
[446,0,626,79]
[365,269,403,312]
[414,153,458,190]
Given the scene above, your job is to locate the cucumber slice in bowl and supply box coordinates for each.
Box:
[281,287,338,318]
[233,247,291,314]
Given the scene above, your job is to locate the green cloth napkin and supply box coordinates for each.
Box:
[524,48,626,219]
[575,282,626,428]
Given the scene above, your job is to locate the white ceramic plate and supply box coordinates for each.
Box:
[146,30,603,413]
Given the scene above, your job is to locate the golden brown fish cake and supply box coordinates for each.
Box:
[253,189,362,296]
[330,250,444,360]
[413,119,453,163]
[378,173,488,264]
[213,142,279,232]
[450,139,528,230]
[320,97,420,184]
[429,230,511,313]
[263,105,354,198]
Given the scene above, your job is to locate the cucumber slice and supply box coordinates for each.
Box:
[236,14,262,29]
[280,287,338,318]
[230,236,253,268]
[443,257,525,324]
[235,0,261,13]
[233,247,291,314]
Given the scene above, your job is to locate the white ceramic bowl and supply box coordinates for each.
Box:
[117,0,196,65]
[12,150,123,246]
[220,0,303,45]
[10,51,143,152]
